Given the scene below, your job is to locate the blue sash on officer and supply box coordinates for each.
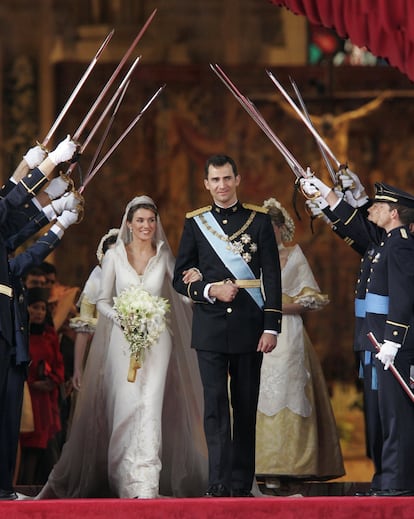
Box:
[194,212,264,309]
[355,293,389,317]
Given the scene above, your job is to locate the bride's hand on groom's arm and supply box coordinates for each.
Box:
[182,267,203,284]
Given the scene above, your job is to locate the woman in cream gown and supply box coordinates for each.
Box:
[255,198,344,483]
[38,196,207,499]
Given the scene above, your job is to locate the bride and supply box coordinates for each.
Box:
[37,195,208,499]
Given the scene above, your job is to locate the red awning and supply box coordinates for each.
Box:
[269,0,414,82]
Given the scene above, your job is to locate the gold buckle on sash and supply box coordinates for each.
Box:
[213,279,261,289]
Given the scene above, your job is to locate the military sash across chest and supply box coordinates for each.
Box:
[194,211,264,309]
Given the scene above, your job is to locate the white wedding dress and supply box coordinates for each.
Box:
[38,197,208,499]
[96,240,173,498]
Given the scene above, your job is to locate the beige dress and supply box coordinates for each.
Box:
[256,244,344,479]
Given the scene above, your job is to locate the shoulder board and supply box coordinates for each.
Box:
[400,227,409,239]
[242,203,268,214]
[186,205,212,218]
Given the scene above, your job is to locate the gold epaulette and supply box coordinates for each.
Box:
[186,205,212,218]
[242,203,268,214]
[400,227,408,239]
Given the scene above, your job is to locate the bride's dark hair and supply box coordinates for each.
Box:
[126,202,158,222]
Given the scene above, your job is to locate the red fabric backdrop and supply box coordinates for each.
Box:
[270,0,414,81]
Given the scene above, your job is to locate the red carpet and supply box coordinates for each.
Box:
[2,496,414,519]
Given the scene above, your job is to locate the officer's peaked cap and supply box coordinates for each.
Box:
[374,182,414,209]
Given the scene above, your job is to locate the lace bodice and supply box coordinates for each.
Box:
[97,240,172,322]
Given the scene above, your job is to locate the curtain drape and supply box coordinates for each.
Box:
[270,0,414,81]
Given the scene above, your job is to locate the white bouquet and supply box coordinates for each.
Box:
[113,285,170,382]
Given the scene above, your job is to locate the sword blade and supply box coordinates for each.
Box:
[83,78,131,182]
[72,8,157,142]
[210,64,305,178]
[79,57,140,155]
[65,57,140,177]
[267,70,341,169]
[289,77,338,184]
[367,332,414,403]
[42,28,115,147]
[79,84,165,193]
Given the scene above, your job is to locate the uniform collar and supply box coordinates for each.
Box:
[212,200,241,215]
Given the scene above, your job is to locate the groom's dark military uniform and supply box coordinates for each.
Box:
[173,200,281,495]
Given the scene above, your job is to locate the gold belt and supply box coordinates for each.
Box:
[213,279,261,289]
[0,284,13,298]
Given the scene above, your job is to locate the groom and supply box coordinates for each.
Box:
[173,154,282,497]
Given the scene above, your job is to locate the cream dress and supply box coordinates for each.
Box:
[39,196,207,499]
[256,244,344,479]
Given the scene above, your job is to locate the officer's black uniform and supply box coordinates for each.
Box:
[0,168,49,499]
[332,183,414,494]
[0,225,61,496]
[326,198,383,488]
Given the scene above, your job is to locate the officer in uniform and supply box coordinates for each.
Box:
[0,136,77,500]
[305,174,385,491]
[0,199,82,500]
[173,154,282,497]
[301,174,414,497]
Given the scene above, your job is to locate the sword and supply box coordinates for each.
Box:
[72,8,157,143]
[266,70,343,171]
[65,56,141,178]
[289,77,338,184]
[78,84,166,194]
[367,332,414,403]
[83,78,131,184]
[210,63,307,179]
[41,28,115,148]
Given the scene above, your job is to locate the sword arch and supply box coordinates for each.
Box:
[269,90,389,180]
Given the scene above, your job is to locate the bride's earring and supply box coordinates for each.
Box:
[128,227,133,241]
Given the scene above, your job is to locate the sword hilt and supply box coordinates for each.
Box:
[335,164,355,192]
[298,180,322,201]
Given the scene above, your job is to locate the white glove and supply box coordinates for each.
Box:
[345,190,369,208]
[305,199,331,224]
[48,135,77,166]
[355,196,369,208]
[375,340,401,370]
[42,203,57,222]
[337,168,365,199]
[56,209,79,229]
[51,191,81,215]
[342,189,369,208]
[300,176,331,199]
[308,196,328,210]
[103,309,122,329]
[44,174,71,200]
[23,145,47,169]
[333,187,344,199]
